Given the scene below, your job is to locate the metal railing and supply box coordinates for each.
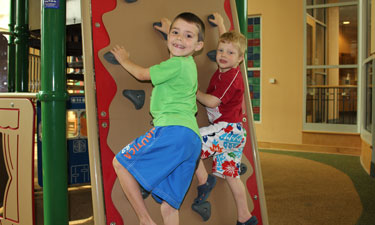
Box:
[306,85,357,124]
[28,48,41,93]
[26,48,84,94]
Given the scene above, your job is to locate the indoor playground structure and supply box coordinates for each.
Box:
[0,0,268,224]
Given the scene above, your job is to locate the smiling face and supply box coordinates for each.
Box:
[216,41,244,73]
[167,18,204,57]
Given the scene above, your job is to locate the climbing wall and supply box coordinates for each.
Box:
[86,0,267,224]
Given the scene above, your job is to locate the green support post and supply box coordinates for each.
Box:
[236,0,247,35]
[7,0,16,92]
[15,0,29,92]
[236,0,248,67]
[38,0,69,224]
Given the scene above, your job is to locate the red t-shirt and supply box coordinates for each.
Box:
[205,66,244,123]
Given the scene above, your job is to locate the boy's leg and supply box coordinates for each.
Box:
[195,160,208,185]
[194,123,228,203]
[226,176,254,223]
[113,158,156,225]
[160,201,179,225]
[193,160,217,204]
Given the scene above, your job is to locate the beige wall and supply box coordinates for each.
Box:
[339,31,352,54]
[29,0,41,30]
[248,0,304,145]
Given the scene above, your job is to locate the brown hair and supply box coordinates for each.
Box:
[171,12,205,42]
[219,30,247,56]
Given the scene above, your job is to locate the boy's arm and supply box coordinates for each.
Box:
[197,89,221,108]
[110,45,151,81]
[208,12,226,36]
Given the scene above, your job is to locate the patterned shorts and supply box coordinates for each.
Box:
[200,122,246,178]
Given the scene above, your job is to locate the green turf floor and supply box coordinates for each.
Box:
[259,149,375,225]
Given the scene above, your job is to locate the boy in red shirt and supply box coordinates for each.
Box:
[193,13,258,225]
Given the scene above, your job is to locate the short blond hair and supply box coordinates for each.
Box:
[218,30,247,56]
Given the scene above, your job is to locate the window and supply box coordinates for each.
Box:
[304,0,358,132]
[364,0,374,133]
[365,61,373,132]
[66,110,87,139]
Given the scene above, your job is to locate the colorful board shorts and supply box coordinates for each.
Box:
[200,122,246,178]
[115,126,201,209]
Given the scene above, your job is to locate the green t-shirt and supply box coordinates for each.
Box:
[149,56,200,137]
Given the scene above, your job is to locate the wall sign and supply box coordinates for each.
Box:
[44,0,60,9]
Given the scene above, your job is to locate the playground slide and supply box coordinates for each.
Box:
[82,0,268,224]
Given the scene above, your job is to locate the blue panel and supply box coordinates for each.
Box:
[68,96,86,109]
[37,95,90,186]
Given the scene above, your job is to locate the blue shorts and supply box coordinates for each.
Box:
[115,126,201,209]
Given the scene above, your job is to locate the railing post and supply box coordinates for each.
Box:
[15,0,29,92]
[7,0,16,92]
[38,0,69,224]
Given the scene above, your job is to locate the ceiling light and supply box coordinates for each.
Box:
[343,21,350,25]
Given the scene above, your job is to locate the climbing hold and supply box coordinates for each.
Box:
[124,0,137,3]
[103,51,119,65]
[122,90,145,110]
[192,201,211,221]
[207,50,217,62]
[207,14,217,27]
[239,162,247,175]
[140,185,150,199]
[153,22,168,40]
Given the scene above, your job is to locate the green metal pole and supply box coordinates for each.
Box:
[38,0,69,224]
[236,0,248,67]
[7,0,16,92]
[15,0,29,92]
[235,0,247,35]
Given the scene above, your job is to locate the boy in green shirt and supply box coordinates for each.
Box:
[111,12,205,225]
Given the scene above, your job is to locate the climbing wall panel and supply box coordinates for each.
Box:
[86,0,267,224]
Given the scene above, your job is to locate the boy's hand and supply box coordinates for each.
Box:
[209,12,226,35]
[109,45,150,81]
[208,12,224,27]
[154,18,171,35]
[110,45,130,64]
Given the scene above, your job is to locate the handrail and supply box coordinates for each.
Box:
[0,31,14,36]
[0,93,37,99]
[307,85,357,88]
[306,86,357,124]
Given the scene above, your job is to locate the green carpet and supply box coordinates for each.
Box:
[259,149,375,225]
